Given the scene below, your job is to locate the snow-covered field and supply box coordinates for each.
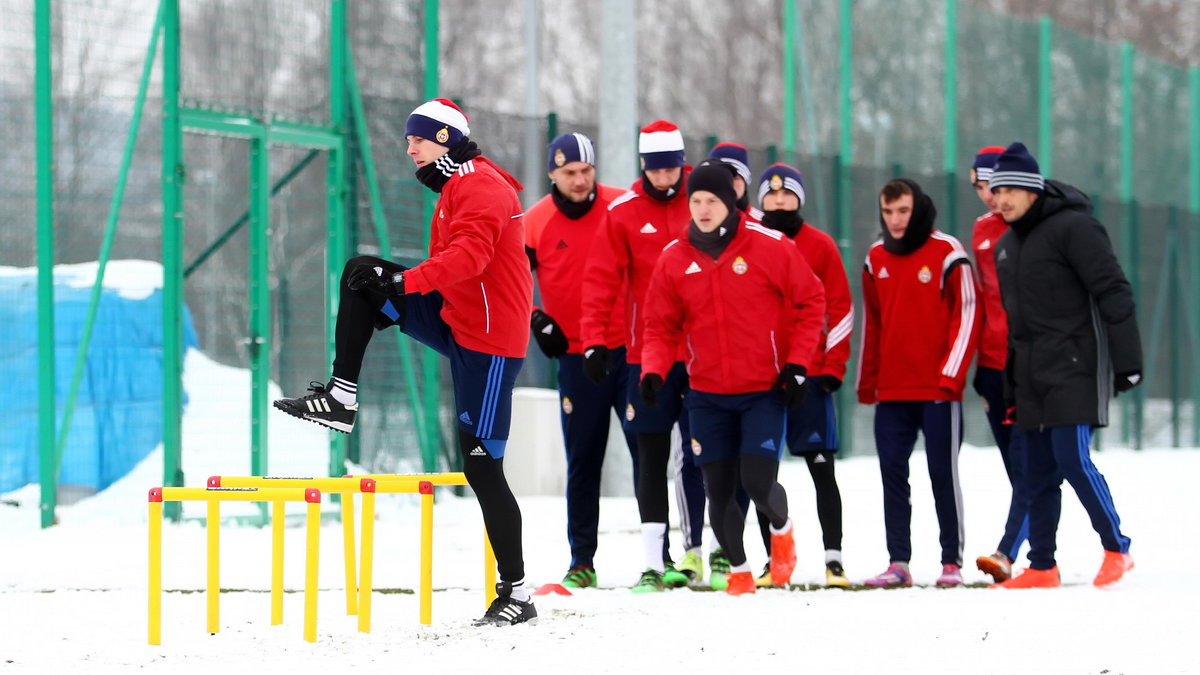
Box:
[2,350,1197,674]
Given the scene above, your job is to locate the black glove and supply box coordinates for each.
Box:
[639,373,664,408]
[347,263,405,297]
[530,309,568,358]
[582,345,610,384]
[773,363,808,409]
[972,368,986,397]
[1114,370,1142,394]
[811,374,842,393]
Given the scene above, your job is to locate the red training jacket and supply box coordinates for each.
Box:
[971,211,1009,370]
[792,222,854,381]
[857,231,981,403]
[525,184,628,353]
[580,170,692,363]
[403,156,533,358]
[641,216,827,395]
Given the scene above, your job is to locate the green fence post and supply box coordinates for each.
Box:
[943,0,958,237]
[161,0,185,521]
[545,111,558,194]
[836,0,854,457]
[1118,42,1141,448]
[249,135,270,482]
[705,135,719,154]
[422,0,443,473]
[1168,207,1180,447]
[328,0,349,480]
[1038,15,1053,178]
[35,0,56,528]
[1190,66,1200,447]
[782,0,796,165]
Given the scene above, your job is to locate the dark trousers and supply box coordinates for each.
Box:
[874,401,964,566]
[976,367,1029,560]
[1018,424,1131,570]
[559,348,638,569]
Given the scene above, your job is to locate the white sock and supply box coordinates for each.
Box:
[641,523,666,573]
[825,549,842,564]
[769,518,793,536]
[508,579,529,602]
[731,561,752,574]
[329,377,357,405]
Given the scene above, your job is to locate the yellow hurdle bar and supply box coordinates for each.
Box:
[209,475,372,617]
[147,486,322,645]
[353,473,495,630]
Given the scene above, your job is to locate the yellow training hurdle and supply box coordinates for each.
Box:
[147,486,322,645]
[200,472,495,633]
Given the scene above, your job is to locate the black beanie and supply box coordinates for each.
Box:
[687,160,740,216]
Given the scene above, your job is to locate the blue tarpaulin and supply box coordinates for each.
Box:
[0,271,197,495]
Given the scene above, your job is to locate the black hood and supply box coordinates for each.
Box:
[1008,179,1092,237]
[880,178,936,255]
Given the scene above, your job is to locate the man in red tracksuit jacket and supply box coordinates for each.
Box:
[755,162,855,588]
[857,178,981,589]
[967,145,1029,583]
[580,120,708,592]
[640,162,826,596]
[524,131,637,590]
[274,98,535,626]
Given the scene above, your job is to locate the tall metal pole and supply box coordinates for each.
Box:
[35,0,57,528]
[249,135,270,479]
[522,0,542,206]
[1190,66,1200,447]
[598,0,637,187]
[782,0,796,165]
[421,0,441,472]
[161,0,185,520]
[328,0,349,478]
[943,0,958,237]
[1119,41,1141,448]
[837,0,854,457]
[1037,15,1053,178]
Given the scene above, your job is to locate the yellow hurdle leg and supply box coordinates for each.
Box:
[271,500,284,625]
[484,530,496,607]
[303,489,321,643]
[148,495,162,645]
[207,500,219,634]
[341,490,357,615]
[419,481,434,625]
[357,480,377,633]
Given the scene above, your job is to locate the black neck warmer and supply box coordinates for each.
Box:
[760,209,805,239]
[1005,193,1045,238]
[688,210,740,261]
[642,171,685,202]
[415,139,483,193]
[881,178,937,255]
[551,184,597,220]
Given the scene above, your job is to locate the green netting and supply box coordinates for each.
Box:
[8,0,1200,487]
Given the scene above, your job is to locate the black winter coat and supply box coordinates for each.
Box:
[994,180,1142,431]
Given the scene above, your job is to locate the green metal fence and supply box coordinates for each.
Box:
[7,0,1199,526]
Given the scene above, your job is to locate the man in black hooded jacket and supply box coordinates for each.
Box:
[990,142,1141,589]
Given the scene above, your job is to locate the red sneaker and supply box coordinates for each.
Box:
[1094,551,1134,587]
[769,520,797,586]
[990,567,1060,589]
[725,571,756,596]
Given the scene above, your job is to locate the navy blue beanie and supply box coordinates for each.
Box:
[547,132,596,172]
[989,142,1045,195]
[707,143,751,185]
[970,145,1006,184]
[757,163,806,207]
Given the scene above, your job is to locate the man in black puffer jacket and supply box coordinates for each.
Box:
[990,142,1141,590]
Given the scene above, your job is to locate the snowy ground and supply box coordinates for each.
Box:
[2,350,1197,674]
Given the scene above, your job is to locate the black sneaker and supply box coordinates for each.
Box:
[273,380,358,434]
[473,582,537,627]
